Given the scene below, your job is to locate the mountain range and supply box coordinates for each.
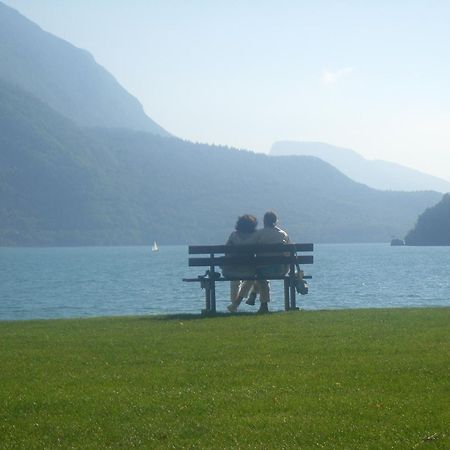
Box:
[0,1,168,136]
[271,141,450,193]
[0,2,444,246]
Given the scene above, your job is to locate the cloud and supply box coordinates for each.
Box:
[321,67,354,85]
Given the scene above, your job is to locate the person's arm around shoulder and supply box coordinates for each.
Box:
[245,229,261,245]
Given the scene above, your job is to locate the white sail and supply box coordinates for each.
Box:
[151,241,159,252]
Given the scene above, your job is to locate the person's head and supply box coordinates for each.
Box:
[235,214,258,233]
[263,211,278,228]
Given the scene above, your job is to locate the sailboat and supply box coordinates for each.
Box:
[151,241,159,252]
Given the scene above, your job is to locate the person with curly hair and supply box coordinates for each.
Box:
[222,214,258,312]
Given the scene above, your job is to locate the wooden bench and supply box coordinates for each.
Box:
[183,243,313,314]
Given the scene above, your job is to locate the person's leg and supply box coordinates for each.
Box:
[228,280,254,312]
[257,280,270,313]
[230,280,240,302]
[245,282,259,306]
[225,264,259,312]
[236,280,254,299]
[254,265,289,312]
[223,268,241,312]
[227,280,243,312]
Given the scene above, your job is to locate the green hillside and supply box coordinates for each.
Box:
[0,1,169,136]
[405,194,450,245]
[0,79,442,246]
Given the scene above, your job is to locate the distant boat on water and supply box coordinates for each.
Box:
[152,241,159,252]
[390,238,405,246]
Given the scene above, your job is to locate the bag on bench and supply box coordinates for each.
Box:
[295,265,308,295]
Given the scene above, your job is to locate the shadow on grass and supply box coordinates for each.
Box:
[139,310,288,322]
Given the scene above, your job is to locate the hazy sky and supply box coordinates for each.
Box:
[4,0,450,181]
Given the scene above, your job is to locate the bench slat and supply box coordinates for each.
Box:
[188,255,313,266]
[183,275,312,282]
[189,243,313,254]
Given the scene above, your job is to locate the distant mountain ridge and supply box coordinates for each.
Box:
[0,1,169,135]
[0,78,443,245]
[270,141,450,193]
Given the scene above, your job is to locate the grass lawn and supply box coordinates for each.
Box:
[0,308,449,449]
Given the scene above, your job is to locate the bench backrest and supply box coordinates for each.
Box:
[188,243,313,267]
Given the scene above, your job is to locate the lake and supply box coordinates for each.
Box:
[0,244,449,321]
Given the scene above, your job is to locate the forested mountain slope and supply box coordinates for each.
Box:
[405,194,450,245]
[0,1,169,135]
[0,80,442,246]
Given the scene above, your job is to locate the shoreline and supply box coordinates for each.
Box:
[1,305,449,324]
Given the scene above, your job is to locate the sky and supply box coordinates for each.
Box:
[4,0,450,181]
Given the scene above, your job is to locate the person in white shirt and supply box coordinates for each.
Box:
[241,211,290,313]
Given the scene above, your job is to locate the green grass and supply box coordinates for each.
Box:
[0,308,449,449]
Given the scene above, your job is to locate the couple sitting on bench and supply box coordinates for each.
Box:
[223,211,290,313]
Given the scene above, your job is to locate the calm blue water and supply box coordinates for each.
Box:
[0,244,449,321]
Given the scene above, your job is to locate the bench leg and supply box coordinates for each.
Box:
[201,279,217,315]
[291,287,298,310]
[210,279,216,313]
[290,282,300,311]
[204,283,211,312]
[289,265,299,311]
[284,278,290,311]
[290,280,296,310]
[208,264,217,314]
